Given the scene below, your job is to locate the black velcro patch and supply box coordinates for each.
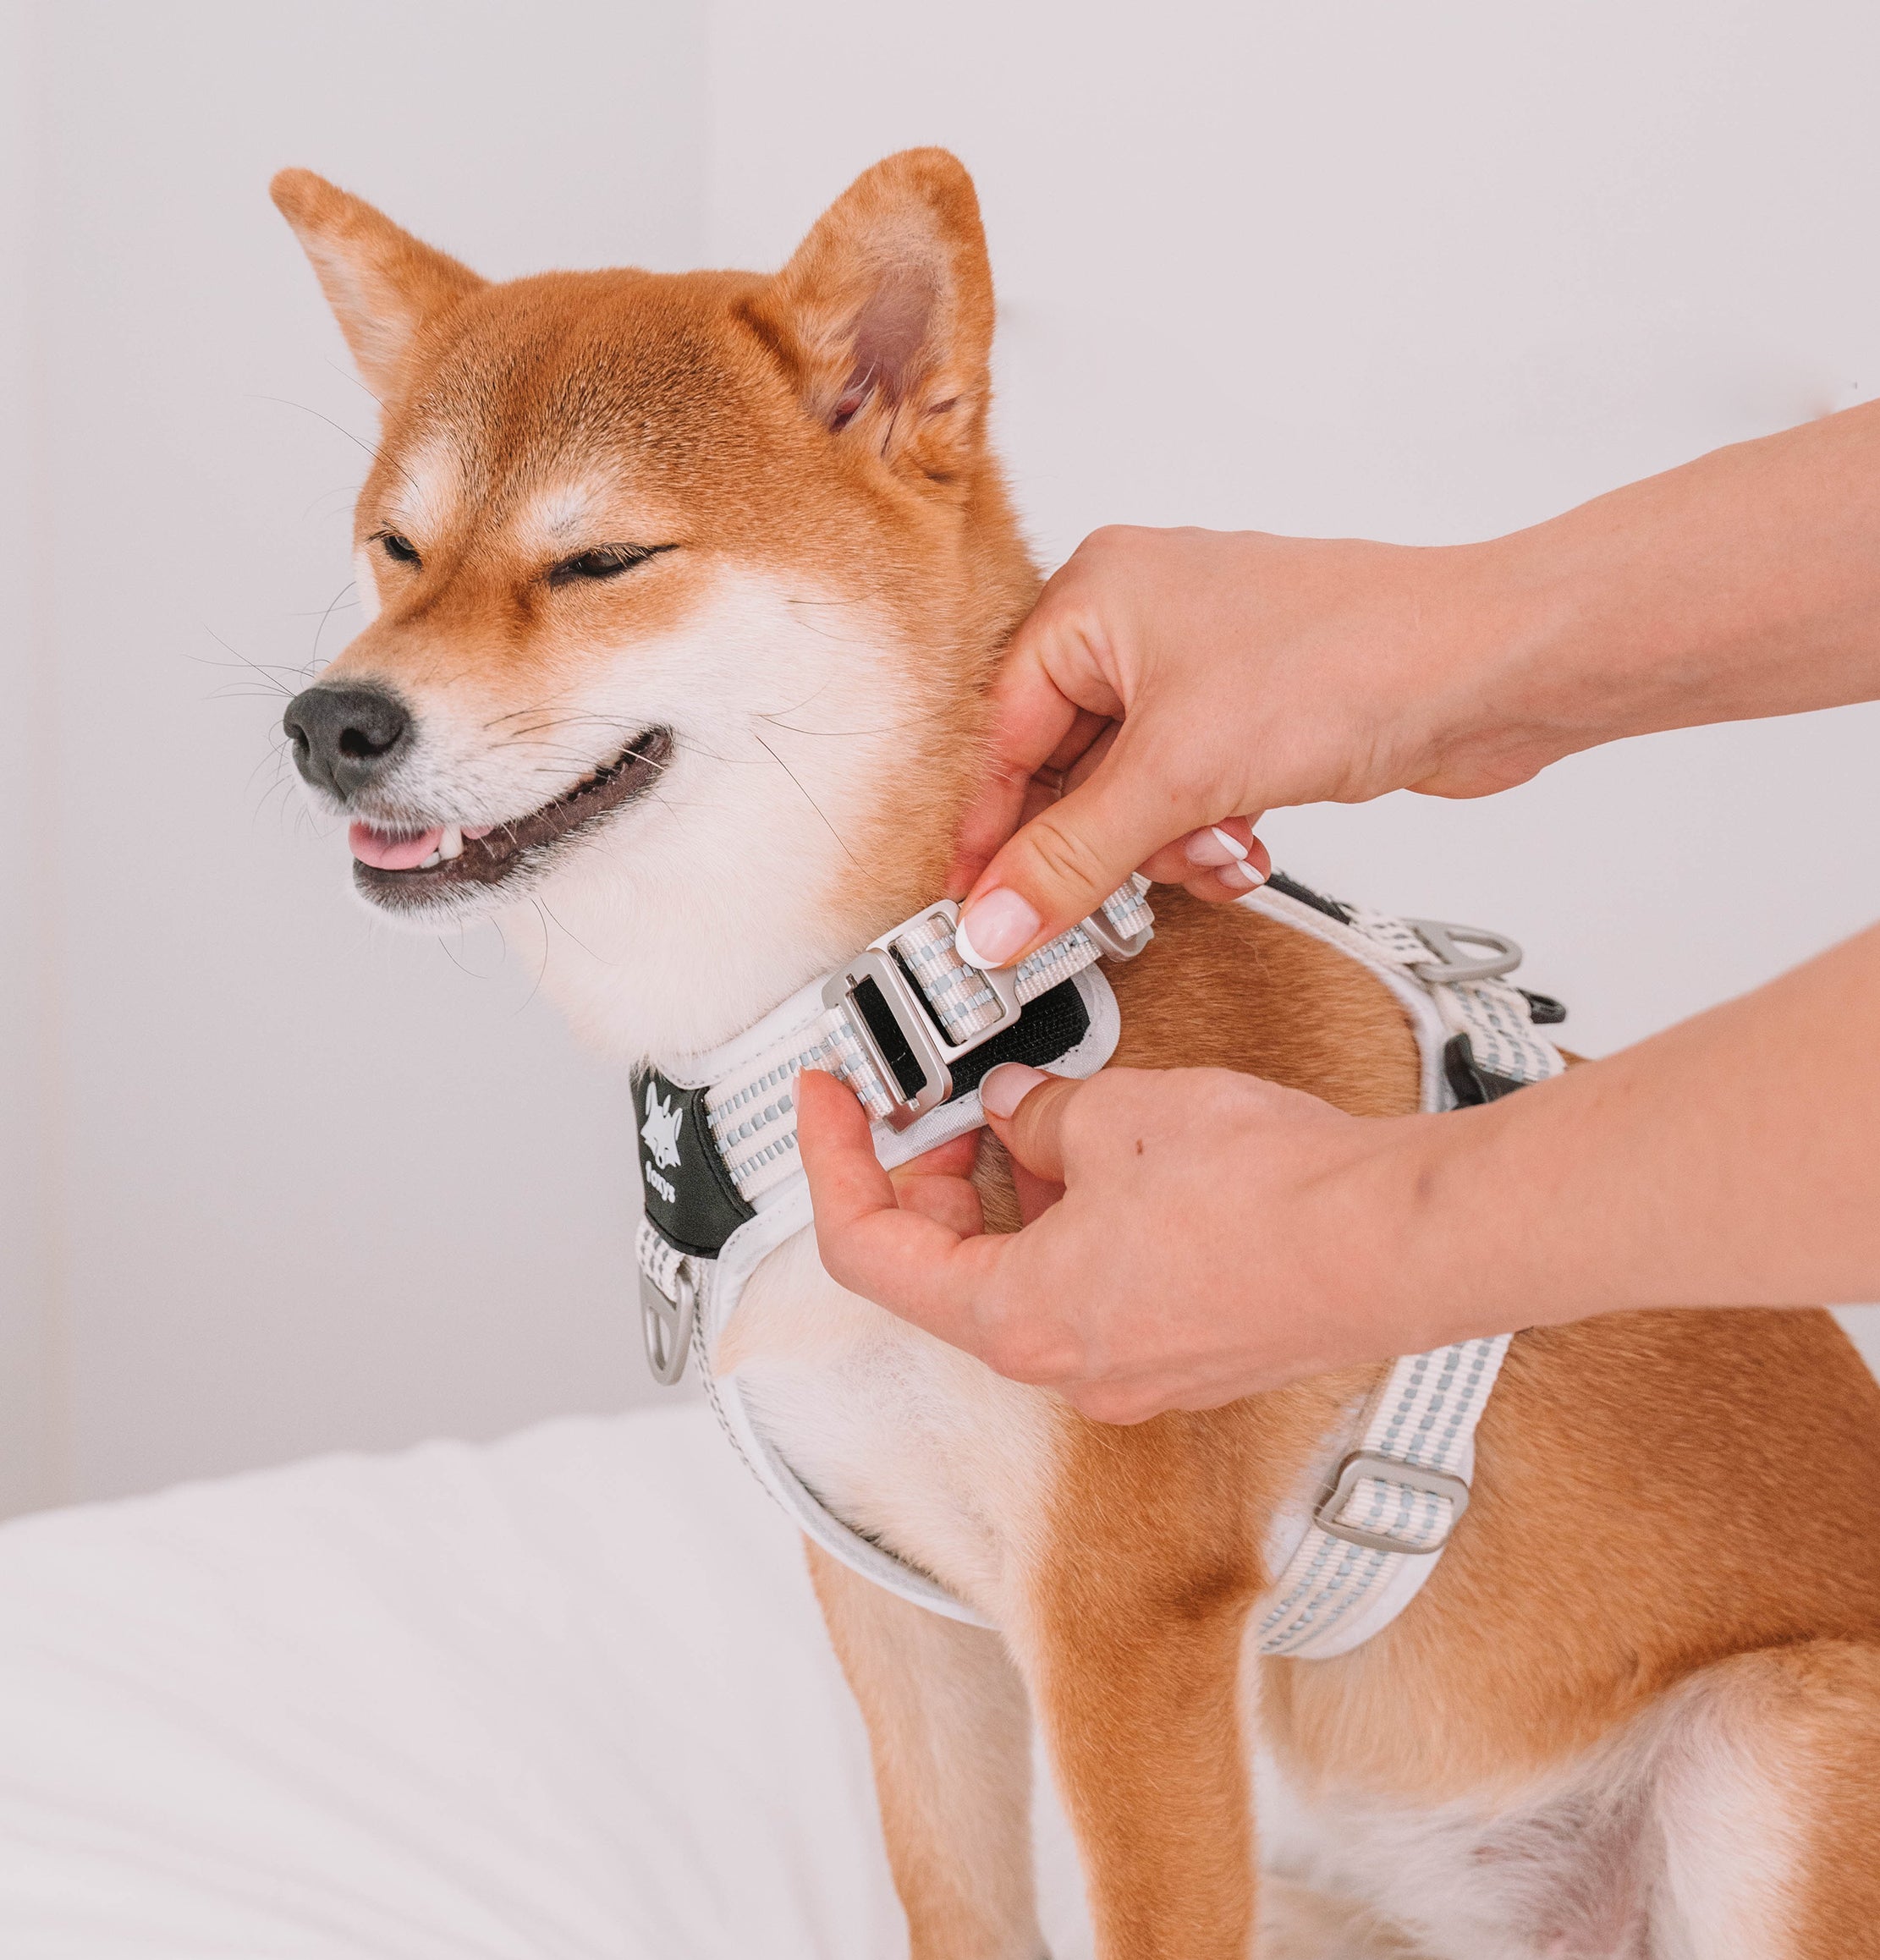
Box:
[632,1070,755,1260]
[946,979,1090,1100]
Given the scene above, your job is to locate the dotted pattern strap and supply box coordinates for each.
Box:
[1246,886,1562,1659]
[1255,1336,1510,1655]
[635,870,1558,1653]
[692,886,1146,1206]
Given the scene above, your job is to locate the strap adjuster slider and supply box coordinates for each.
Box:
[1312,1451,1472,1556]
[821,901,1020,1131]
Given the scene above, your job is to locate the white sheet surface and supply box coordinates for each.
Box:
[0,1407,1091,1958]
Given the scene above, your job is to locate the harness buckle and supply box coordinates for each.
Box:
[1312,1451,1472,1556]
[1405,919,1523,986]
[821,900,1022,1131]
[1081,903,1152,962]
[640,1261,696,1386]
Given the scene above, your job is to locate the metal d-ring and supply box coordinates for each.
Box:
[640,1262,696,1386]
[1404,919,1523,986]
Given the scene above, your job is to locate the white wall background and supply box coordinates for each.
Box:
[4,0,1877,1513]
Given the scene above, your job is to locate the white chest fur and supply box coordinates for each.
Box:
[718,1228,1061,1627]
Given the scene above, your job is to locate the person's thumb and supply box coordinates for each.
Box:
[977,1064,1080,1183]
[954,738,1194,969]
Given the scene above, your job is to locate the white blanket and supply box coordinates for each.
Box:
[0,1407,1090,1958]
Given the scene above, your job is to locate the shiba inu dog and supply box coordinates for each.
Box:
[274,150,1880,1959]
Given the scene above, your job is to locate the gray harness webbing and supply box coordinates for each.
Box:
[632,873,1566,1650]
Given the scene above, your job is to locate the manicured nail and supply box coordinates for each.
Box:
[954,888,1041,969]
[1221,859,1267,891]
[980,1062,1048,1119]
[1183,825,1250,868]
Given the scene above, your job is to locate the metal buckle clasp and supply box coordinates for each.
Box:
[821,900,1021,1131]
[1405,919,1523,986]
[1312,1451,1472,1556]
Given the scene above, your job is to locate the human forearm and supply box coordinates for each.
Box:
[801,923,1880,1421]
[954,404,1880,963]
[1421,400,1880,797]
[1390,922,1880,1341]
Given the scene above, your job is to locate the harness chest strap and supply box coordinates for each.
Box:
[632,870,1567,1655]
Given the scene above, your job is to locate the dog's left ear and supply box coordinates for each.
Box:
[271,169,484,401]
[750,149,995,482]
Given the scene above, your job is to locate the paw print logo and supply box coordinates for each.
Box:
[640,1084,684,1172]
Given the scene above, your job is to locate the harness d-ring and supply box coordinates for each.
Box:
[640,1262,696,1386]
[1405,918,1524,986]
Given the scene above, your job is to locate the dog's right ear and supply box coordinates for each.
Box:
[270,170,484,400]
[748,149,996,486]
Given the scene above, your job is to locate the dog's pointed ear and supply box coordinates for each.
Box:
[270,169,484,398]
[750,149,995,481]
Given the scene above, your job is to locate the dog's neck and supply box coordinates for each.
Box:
[508,576,988,1071]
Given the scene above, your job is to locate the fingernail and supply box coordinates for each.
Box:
[981,1062,1048,1119]
[954,888,1041,969]
[1221,859,1267,891]
[1183,825,1250,868]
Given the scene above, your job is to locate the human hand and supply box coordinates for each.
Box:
[796,1059,1469,1423]
[948,525,1516,970]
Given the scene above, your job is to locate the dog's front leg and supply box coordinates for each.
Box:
[1022,1421,1262,1960]
[806,1539,1046,1960]
[1025,1590,1257,1959]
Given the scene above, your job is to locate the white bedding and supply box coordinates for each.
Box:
[0,1406,1090,1958]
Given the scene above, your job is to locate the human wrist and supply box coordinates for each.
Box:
[1383,530,1606,798]
[1357,1101,1557,1354]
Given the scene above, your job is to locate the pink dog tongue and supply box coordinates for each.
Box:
[349,822,443,870]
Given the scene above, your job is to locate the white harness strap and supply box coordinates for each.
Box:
[1240,877,1564,1658]
[701,881,1154,1202]
[633,890,1144,1622]
[632,870,1565,1651]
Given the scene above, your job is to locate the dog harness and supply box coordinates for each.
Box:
[632,872,1567,1656]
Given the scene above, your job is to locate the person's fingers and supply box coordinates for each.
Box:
[945,633,1091,894]
[892,1171,986,1238]
[1059,717,1119,788]
[966,716,1119,895]
[1008,1156,1065,1227]
[956,729,1202,967]
[1135,817,1268,885]
[797,1069,1014,1347]
[888,1123,986,1236]
[977,1063,1081,1184]
[887,1130,981,1186]
[1181,848,1273,903]
[1178,815,1259,867]
[1047,707,1114,775]
[794,1068,904,1230]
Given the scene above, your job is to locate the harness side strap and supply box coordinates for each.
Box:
[1240,877,1564,1661]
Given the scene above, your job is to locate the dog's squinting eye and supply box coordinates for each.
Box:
[375,531,421,567]
[547,543,673,587]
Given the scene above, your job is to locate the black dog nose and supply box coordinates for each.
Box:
[282,684,413,799]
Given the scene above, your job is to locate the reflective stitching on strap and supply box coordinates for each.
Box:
[1012,925,1098,1001]
[635,1215,686,1302]
[635,871,1558,1650]
[697,893,1138,1206]
[1099,878,1154,943]
[893,912,1005,1042]
[1245,883,1558,1660]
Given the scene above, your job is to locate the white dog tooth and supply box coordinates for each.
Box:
[419,849,443,870]
[438,823,464,861]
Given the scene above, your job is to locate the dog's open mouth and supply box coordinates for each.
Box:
[349,727,672,907]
